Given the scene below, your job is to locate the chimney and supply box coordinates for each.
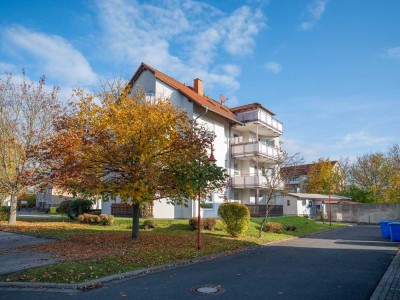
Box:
[193,78,203,96]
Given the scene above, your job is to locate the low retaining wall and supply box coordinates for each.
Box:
[330,203,400,223]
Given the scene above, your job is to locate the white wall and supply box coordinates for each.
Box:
[131,69,156,95]
[155,80,194,116]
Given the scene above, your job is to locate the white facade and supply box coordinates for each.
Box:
[102,64,283,219]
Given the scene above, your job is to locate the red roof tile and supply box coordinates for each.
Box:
[128,63,241,124]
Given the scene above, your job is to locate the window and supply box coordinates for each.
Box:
[287,200,290,206]
[233,191,239,201]
[201,193,214,209]
[234,164,239,175]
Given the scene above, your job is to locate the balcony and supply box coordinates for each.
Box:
[231,175,285,189]
[235,109,283,136]
[231,140,280,161]
[231,175,266,188]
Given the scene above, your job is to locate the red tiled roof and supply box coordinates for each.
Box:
[230,103,275,116]
[128,63,241,124]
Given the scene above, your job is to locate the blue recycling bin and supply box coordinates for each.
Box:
[389,222,400,242]
[379,220,395,239]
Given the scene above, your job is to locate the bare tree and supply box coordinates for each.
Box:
[253,150,304,238]
[0,71,59,224]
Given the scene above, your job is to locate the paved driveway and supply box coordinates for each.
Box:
[0,231,60,276]
[0,225,398,300]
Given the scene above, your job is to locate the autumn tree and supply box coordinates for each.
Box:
[254,150,304,237]
[350,153,391,202]
[385,143,400,202]
[41,86,219,240]
[0,71,59,224]
[306,159,343,194]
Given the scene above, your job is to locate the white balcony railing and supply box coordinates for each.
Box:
[231,141,279,159]
[235,109,283,134]
[231,175,285,189]
[231,175,266,188]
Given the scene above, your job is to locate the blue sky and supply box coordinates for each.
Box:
[0,0,399,162]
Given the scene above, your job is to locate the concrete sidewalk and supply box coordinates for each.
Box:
[0,232,61,276]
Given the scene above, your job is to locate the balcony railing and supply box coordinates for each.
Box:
[235,109,283,134]
[231,141,279,159]
[231,175,266,188]
[231,175,285,189]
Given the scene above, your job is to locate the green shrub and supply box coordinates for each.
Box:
[189,217,200,230]
[317,210,327,222]
[0,206,10,221]
[142,219,156,230]
[202,218,217,231]
[218,202,250,237]
[285,225,297,231]
[58,200,74,214]
[71,199,93,215]
[263,222,284,233]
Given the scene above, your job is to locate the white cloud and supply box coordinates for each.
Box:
[2,26,97,86]
[300,0,328,31]
[264,61,282,73]
[385,47,400,59]
[96,0,266,93]
[337,131,393,148]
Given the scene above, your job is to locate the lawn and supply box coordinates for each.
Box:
[0,216,344,284]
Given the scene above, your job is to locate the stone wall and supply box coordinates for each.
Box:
[330,203,400,224]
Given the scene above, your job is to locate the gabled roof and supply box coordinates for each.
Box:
[281,161,339,176]
[230,102,276,116]
[128,63,241,124]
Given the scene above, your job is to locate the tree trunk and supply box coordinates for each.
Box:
[131,204,140,240]
[8,193,17,225]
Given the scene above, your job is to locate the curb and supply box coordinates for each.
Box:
[370,249,400,300]
[0,225,347,291]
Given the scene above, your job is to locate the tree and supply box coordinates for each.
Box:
[41,85,215,240]
[254,150,304,238]
[385,143,400,202]
[306,159,343,194]
[0,71,59,224]
[350,153,391,202]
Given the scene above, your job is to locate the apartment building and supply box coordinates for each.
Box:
[101,63,283,218]
[282,161,340,193]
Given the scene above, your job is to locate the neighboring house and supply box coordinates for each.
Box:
[101,63,283,218]
[36,188,102,211]
[282,161,341,193]
[36,188,76,210]
[282,193,354,217]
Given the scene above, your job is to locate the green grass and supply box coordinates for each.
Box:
[0,216,345,284]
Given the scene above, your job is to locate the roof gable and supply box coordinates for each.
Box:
[128,63,240,124]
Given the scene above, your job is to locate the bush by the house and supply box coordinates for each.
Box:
[202,217,217,231]
[0,206,10,221]
[218,202,250,237]
[263,222,284,234]
[78,213,114,226]
[285,225,297,231]
[58,200,74,214]
[100,214,114,226]
[189,217,200,230]
[142,219,156,230]
[71,199,93,215]
[317,210,327,222]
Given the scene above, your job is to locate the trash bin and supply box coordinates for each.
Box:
[379,220,395,239]
[389,222,400,242]
[49,207,57,214]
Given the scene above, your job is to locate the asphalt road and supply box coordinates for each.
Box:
[0,225,398,300]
